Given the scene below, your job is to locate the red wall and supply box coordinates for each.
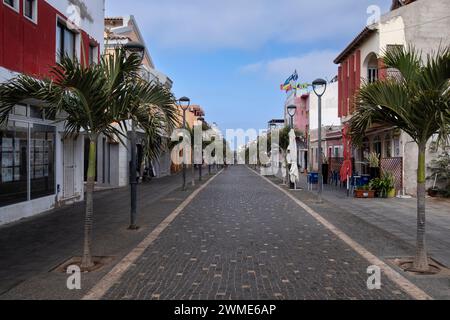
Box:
[337,50,361,119]
[293,94,309,133]
[1,0,99,79]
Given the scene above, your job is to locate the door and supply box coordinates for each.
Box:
[63,138,75,199]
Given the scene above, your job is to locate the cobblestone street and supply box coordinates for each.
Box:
[102,166,415,300]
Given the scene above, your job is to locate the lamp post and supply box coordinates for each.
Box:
[197,116,204,181]
[287,105,297,130]
[178,96,191,191]
[312,78,327,203]
[287,105,297,189]
[124,41,145,230]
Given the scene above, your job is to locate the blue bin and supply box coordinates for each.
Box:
[361,175,371,186]
[308,173,319,184]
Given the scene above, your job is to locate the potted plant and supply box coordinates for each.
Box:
[427,187,439,197]
[369,178,382,197]
[369,173,396,198]
[366,152,380,179]
[383,172,396,198]
[354,184,375,198]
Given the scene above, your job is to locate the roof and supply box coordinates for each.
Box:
[334,27,375,64]
[391,0,417,11]
[104,16,155,69]
[105,35,130,41]
[268,119,285,124]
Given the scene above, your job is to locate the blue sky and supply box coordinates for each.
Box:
[106,0,390,132]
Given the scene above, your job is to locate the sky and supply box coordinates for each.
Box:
[106,0,390,134]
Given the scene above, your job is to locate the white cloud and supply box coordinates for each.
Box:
[241,50,340,83]
[239,62,263,74]
[106,0,389,50]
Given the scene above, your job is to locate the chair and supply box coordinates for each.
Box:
[307,172,319,190]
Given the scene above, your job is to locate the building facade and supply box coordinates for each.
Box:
[308,80,342,173]
[171,104,206,173]
[0,0,105,225]
[334,0,450,195]
[93,15,175,188]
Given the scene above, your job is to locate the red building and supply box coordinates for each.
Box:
[0,0,105,225]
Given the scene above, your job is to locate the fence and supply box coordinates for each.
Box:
[380,157,403,191]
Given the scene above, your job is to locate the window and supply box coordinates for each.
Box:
[366,53,379,83]
[0,121,29,207]
[11,104,28,117]
[10,104,52,120]
[368,68,378,83]
[1,112,56,208]
[372,136,382,156]
[56,22,76,62]
[3,0,19,12]
[384,134,392,158]
[23,0,37,22]
[30,124,55,199]
[88,45,98,65]
[334,146,340,158]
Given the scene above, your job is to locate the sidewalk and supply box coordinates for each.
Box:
[0,167,214,299]
[264,172,450,299]
[297,174,450,267]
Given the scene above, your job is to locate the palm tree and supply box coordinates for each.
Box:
[349,46,450,272]
[0,49,177,270]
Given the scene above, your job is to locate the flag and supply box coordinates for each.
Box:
[280,70,299,92]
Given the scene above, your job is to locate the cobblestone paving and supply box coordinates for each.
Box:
[104,166,411,300]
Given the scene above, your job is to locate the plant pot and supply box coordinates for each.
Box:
[322,164,329,185]
[369,167,380,179]
[387,188,396,198]
[428,188,439,197]
[354,190,375,198]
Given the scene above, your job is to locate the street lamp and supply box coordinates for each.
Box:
[178,96,191,191]
[287,105,297,129]
[312,78,327,203]
[124,41,145,230]
[197,116,205,181]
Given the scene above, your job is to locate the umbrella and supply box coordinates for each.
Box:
[286,129,300,187]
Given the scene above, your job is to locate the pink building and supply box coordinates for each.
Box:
[293,94,309,134]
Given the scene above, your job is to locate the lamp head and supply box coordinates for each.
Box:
[177,96,191,110]
[312,78,327,97]
[287,105,297,117]
[124,41,145,63]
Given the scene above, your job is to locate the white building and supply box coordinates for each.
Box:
[88,15,174,189]
[334,0,450,195]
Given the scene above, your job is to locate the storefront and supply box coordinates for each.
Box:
[0,104,84,225]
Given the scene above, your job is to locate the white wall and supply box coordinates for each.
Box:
[309,81,340,130]
[46,0,105,50]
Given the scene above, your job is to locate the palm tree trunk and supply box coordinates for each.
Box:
[191,149,195,187]
[81,135,97,270]
[413,142,429,271]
